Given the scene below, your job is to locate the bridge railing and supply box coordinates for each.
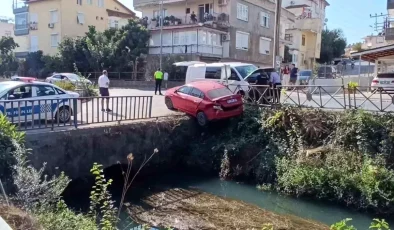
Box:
[0,96,153,131]
[228,84,394,113]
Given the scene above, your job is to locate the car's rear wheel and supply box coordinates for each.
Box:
[165,97,175,110]
[196,111,208,126]
[55,106,71,123]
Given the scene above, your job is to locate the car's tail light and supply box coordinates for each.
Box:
[213,104,223,110]
[372,80,379,83]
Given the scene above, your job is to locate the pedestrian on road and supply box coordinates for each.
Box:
[270,71,282,103]
[281,65,290,88]
[164,70,169,89]
[289,64,298,87]
[154,68,163,95]
[98,70,111,112]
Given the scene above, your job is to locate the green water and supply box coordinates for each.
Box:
[116,173,393,230]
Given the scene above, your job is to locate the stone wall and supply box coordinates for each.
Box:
[25,117,195,179]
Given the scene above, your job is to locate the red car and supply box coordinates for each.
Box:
[165,81,243,126]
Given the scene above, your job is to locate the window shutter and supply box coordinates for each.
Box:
[244,5,248,21]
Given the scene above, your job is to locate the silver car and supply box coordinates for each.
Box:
[45,73,92,86]
[371,73,394,91]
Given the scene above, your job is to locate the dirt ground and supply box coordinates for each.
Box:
[0,203,40,230]
[127,188,329,230]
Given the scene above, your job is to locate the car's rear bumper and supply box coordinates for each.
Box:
[206,105,243,120]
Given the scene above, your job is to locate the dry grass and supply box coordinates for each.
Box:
[0,203,41,230]
[128,188,329,230]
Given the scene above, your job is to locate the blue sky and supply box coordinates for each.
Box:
[0,0,387,45]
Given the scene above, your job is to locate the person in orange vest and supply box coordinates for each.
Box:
[154,68,163,95]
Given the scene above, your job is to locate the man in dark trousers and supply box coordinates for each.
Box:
[289,64,298,87]
[154,68,163,95]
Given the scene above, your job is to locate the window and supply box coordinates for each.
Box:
[302,35,306,46]
[15,13,28,30]
[207,32,212,45]
[205,67,222,79]
[98,0,104,7]
[190,88,204,98]
[260,12,269,28]
[8,86,32,99]
[173,32,180,45]
[30,13,38,24]
[199,30,207,44]
[34,85,56,97]
[77,0,82,5]
[236,31,249,50]
[285,34,293,42]
[237,3,248,21]
[177,86,191,94]
[51,34,59,47]
[207,87,233,99]
[234,65,258,78]
[50,10,58,23]
[292,54,298,63]
[186,8,190,14]
[259,37,271,55]
[30,36,38,52]
[190,31,197,44]
[87,0,92,4]
[77,13,85,24]
[153,9,167,19]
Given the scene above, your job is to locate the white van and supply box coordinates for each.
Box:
[185,62,258,94]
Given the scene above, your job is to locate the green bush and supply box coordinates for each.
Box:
[54,81,76,91]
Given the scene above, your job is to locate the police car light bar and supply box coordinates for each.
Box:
[11,77,37,83]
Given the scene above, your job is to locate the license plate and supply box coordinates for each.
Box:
[227,99,237,104]
[381,81,391,84]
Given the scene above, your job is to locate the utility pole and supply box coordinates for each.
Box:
[159,0,164,70]
[274,0,282,72]
[370,13,388,32]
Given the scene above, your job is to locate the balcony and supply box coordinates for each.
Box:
[13,1,28,14]
[146,12,229,31]
[385,27,394,40]
[294,18,322,33]
[388,0,394,9]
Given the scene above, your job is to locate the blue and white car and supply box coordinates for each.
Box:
[0,81,80,123]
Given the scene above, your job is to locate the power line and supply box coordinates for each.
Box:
[370,13,389,33]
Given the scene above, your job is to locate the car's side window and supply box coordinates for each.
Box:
[55,88,66,95]
[177,86,191,95]
[34,85,57,97]
[228,70,241,81]
[190,88,204,99]
[205,67,222,79]
[53,75,61,79]
[8,86,32,99]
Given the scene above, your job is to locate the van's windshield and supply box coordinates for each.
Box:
[234,65,258,79]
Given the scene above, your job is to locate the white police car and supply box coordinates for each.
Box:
[0,80,80,123]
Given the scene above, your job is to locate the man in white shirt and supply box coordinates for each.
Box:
[270,71,282,104]
[98,70,111,112]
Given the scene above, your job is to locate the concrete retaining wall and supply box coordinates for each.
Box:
[309,76,374,94]
[25,117,195,179]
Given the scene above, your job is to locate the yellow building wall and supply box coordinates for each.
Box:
[28,0,134,55]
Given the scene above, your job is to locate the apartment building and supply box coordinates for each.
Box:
[282,0,329,70]
[0,18,13,37]
[134,0,278,66]
[386,0,394,43]
[361,35,388,50]
[279,9,295,63]
[12,0,136,57]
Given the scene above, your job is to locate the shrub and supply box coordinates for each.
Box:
[54,81,76,91]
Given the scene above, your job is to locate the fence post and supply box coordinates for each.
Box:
[149,96,153,118]
[73,98,78,129]
[347,83,351,109]
[118,72,121,80]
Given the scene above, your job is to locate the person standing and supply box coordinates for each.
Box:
[289,64,298,87]
[270,71,282,103]
[163,70,169,89]
[98,70,111,112]
[154,68,163,95]
[281,65,290,88]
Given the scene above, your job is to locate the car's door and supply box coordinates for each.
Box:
[185,87,204,114]
[172,86,192,112]
[1,85,34,123]
[32,85,62,121]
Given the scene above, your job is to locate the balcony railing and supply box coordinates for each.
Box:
[13,1,28,14]
[146,12,229,30]
[385,27,394,40]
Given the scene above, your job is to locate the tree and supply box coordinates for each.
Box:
[318,28,347,64]
[0,36,19,76]
[352,42,363,52]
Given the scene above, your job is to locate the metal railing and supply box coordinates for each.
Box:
[229,84,394,113]
[0,96,153,131]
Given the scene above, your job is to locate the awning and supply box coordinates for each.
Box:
[351,44,394,62]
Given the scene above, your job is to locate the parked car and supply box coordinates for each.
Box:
[0,80,80,123]
[371,73,394,91]
[164,81,243,126]
[45,73,92,86]
[185,62,258,94]
[298,70,312,85]
[317,66,337,79]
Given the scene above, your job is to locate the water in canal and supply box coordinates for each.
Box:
[113,172,393,229]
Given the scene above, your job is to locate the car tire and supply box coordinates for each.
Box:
[196,111,208,127]
[55,106,71,123]
[165,97,175,110]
